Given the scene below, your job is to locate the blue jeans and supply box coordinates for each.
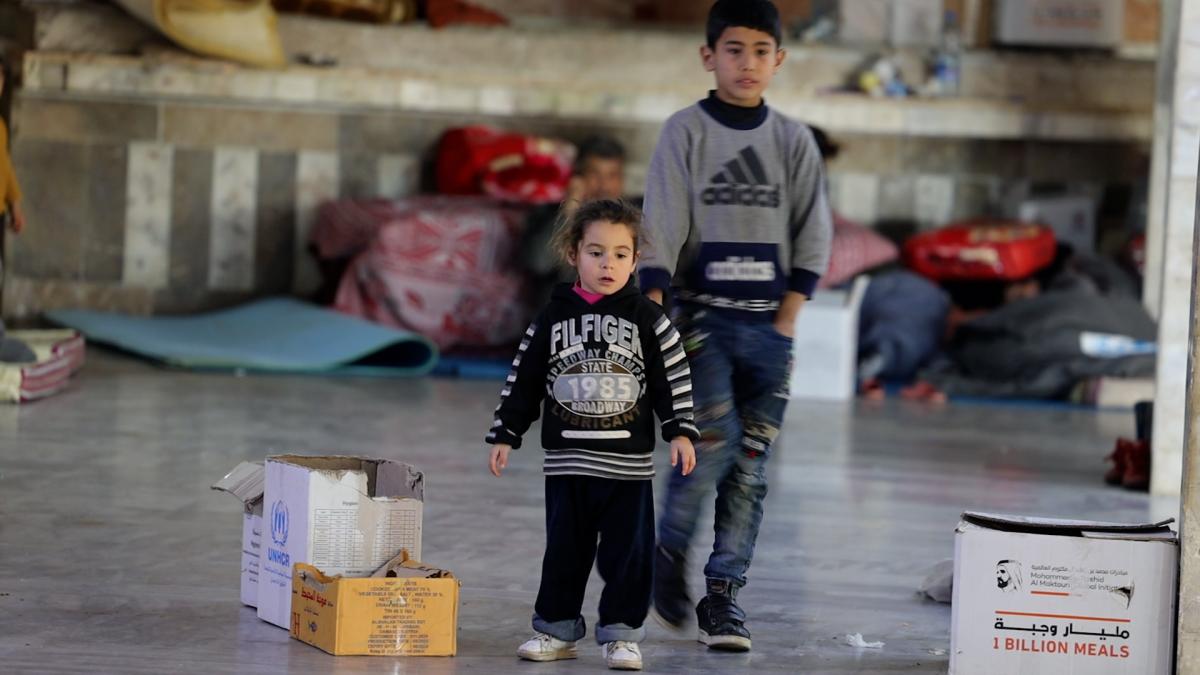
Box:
[658,311,793,588]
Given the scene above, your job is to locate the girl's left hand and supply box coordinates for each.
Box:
[489,443,512,477]
[670,437,696,476]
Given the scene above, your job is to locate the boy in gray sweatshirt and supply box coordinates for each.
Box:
[639,0,832,652]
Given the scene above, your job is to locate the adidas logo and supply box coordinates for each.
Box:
[701,146,780,209]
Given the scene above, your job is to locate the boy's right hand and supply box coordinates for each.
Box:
[489,443,512,477]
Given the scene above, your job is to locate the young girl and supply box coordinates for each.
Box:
[487,199,698,671]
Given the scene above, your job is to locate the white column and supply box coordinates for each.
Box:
[914,174,955,229]
[123,142,174,289]
[1176,115,1200,675]
[209,146,259,291]
[833,172,881,225]
[1150,0,1200,497]
[376,154,420,199]
[294,151,340,295]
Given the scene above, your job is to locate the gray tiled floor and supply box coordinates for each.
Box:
[0,352,1174,674]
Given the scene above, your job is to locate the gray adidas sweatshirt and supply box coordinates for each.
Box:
[638,94,833,319]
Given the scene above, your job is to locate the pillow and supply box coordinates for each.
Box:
[819,213,899,289]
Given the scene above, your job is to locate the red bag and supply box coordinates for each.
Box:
[903,220,1057,282]
[435,126,502,196]
[435,126,573,204]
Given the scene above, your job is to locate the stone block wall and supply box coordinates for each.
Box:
[4,94,662,317]
[0,14,1156,319]
[826,135,1146,232]
[6,89,1149,319]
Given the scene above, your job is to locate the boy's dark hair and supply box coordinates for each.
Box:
[573,135,625,174]
[551,198,645,265]
[706,0,782,49]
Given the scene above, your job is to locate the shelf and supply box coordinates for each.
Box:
[21,49,1150,143]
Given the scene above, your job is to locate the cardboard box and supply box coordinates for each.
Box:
[258,455,425,629]
[1122,0,1158,46]
[1017,194,1096,253]
[950,512,1178,675]
[1083,376,1156,409]
[993,0,1124,48]
[212,461,266,607]
[790,275,869,401]
[792,273,868,398]
[290,552,459,656]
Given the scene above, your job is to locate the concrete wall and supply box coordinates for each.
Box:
[5,86,1150,318]
[470,0,822,24]
[5,96,654,315]
[0,12,1156,319]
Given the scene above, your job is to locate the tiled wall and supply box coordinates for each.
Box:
[456,0,817,23]
[825,136,1146,230]
[4,95,653,317]
[5,93,1148,318]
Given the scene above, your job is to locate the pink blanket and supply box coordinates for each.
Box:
[320,196,534,351]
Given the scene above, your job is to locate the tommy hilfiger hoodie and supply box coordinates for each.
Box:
[486,280,700,480]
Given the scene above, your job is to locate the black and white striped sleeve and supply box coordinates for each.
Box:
[645,311,700,443]
[485,315,551,449]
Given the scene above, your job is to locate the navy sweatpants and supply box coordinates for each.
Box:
[532,475,655,644]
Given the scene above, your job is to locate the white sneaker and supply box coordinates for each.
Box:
[603,641,643,670]
[517,632,577,662]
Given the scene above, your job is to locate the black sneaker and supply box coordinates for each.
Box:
[651,545,691,631]
[696,578,751,651]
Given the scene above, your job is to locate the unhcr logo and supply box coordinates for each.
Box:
[270,499,289,547]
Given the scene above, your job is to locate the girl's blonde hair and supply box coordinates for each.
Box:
[550,198,646,266]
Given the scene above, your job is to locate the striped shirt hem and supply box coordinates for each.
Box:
[543,448,655,480]
[676,289,780,312]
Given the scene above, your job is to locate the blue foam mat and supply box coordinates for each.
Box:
[47,298,438,376]
[432,355,511,380]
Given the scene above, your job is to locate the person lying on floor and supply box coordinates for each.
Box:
[860,244,1151,402]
